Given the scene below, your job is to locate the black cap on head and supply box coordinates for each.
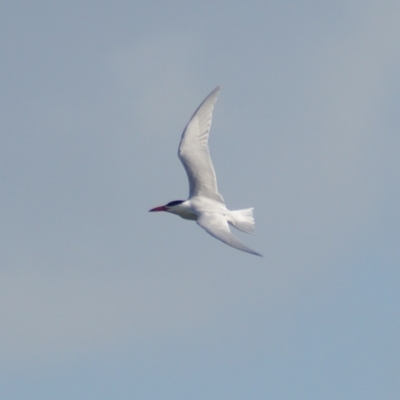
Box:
[166,200,184,207]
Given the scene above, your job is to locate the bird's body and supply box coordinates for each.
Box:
[150,87,262,257]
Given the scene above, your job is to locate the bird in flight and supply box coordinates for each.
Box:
[150,87,262,256]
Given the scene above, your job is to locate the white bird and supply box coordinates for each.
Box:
[150,87,262,256]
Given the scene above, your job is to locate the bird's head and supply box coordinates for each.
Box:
[149,200,185,214]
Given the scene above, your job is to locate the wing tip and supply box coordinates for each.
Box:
[212,85,221,97]
[246,248,263,257]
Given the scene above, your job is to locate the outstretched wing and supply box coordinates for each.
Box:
[196,212,262,257]
[178,87,224,202]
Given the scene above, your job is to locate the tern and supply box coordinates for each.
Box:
[150,87,262,256]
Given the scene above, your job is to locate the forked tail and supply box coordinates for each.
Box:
[229,208,255,234]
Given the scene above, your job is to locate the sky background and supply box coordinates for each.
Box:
[1,1,399,399]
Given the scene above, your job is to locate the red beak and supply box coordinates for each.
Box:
[149,205,167,212]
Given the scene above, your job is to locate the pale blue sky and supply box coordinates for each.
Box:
[1,1,399,399]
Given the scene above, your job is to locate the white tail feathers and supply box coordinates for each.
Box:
[229,208,255,234]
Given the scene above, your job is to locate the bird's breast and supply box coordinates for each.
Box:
[178,212,198,221]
